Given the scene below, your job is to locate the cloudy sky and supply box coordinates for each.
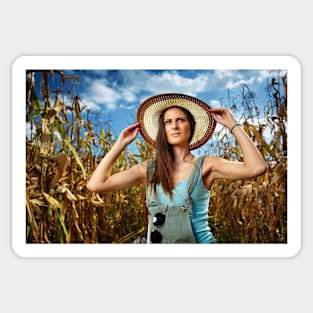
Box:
[31,68,286,155]
[72,69,275,112]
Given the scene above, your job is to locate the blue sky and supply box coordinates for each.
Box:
[29,69,286,156]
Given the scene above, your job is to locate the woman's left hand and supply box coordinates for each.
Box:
[209,108,237,130]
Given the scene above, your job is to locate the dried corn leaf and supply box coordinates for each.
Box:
[26,197,39,241]
[50,153,69,188]
[74,96,82,120]
[56,184,67,193]
[76,194,87,200]
[248,124,272,155]
[43,192,62,209]
[65,188,78,201]
[54,95,64,112]
[29,198,46,207]
[76,179,86,191]
[63,138,86,179]
[91,199,106,207]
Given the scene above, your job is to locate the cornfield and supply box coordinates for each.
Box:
[25,70,287,243]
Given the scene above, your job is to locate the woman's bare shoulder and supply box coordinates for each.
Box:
[202,155,226,174]
[203,155,226,165]
[203,155,219,165]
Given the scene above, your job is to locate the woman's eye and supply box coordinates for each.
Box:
[164,118,185,125]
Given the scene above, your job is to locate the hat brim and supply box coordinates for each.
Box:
[136,93,216,150]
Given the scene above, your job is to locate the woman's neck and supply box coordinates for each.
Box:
[171,146,194,163]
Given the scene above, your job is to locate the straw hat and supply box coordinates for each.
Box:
[136,93,216,150]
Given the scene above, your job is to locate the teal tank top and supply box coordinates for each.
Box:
[153,157,215,243]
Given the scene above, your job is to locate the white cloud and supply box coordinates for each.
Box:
[90,81,120,104]
[256,70,288,84]
[226,77,256,89]
[119,104,136,110]
[122,89,136,102]
[83,79,122,111]
[215,70,239,80]
[144,71,209,95]
[106,102,117,110]
[83,100,101,111]
[209,99,221,107]
[256,70,272,83]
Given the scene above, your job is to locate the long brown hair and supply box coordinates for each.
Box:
[149,106,196,199]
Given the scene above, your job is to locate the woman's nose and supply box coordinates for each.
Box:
[171,121,178,129]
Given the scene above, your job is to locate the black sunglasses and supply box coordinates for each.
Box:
[151,212,166,243]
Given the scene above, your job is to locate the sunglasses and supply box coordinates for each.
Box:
[150,212,166,243]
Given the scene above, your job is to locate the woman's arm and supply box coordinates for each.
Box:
[205,108,268,182]
[86,123,147,192]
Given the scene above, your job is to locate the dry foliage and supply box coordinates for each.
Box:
[25,70,287,243]
[208,75,287,243]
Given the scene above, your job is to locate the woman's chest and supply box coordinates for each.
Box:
[172,163,195,186]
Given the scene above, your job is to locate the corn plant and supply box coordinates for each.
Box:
[208,72,287,243]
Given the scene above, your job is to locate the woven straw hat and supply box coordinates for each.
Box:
[136,93,216,150]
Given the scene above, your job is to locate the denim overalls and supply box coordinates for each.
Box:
[146,158,204,243]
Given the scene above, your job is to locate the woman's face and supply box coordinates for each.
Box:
[163,107,192,147]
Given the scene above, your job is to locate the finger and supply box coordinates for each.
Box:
[208,108,225,114]
[209,111,224,121]
[210,113,219,122]
[128,127,139,142]
[124,123,140,132]
[130,125,140,136]
[130,122,140,129]
[133,127,139,137]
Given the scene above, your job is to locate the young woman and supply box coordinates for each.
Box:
[87,93,268,243]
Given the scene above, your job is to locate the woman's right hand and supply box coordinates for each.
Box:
[116,123,140,147]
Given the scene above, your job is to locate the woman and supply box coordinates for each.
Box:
[87,93,268,243]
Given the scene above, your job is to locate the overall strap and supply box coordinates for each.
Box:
[186,157,205,196]
[146,159,156,181]
[146,159,156,201]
